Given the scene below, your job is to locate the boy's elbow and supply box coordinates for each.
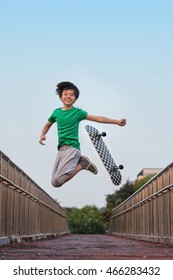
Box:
[97,117,103,123]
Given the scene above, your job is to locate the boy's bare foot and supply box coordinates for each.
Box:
[79,156,98,175]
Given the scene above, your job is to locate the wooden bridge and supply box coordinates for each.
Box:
[0,150,173,259]
[110,162,173,244]
[0,151,68,246]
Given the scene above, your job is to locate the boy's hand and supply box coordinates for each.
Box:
[39,135,46,145]
[118,119,126,126]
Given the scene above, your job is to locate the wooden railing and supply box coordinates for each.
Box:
[0,151,68,246]
[109,162,173,244]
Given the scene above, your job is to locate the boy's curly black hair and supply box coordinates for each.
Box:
[56,81,80,99]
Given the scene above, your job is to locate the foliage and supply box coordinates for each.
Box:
[65,205,106,234]
[133,175,154,191]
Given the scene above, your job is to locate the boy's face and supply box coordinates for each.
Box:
[60,89,76,107]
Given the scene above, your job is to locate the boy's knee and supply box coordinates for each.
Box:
[51,174,67,188]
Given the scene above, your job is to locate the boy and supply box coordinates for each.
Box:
[39,81,126,188]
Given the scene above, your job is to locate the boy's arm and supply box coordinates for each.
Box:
[86,114,126,126]
[39,121,53,145]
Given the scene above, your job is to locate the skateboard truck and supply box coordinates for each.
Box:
[111,165,124,171]
[94,132,107,140]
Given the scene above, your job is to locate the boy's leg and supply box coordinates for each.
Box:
[58,156,98,185]
[51,147,81,188]
[51,147,98,188]
[58,164,83,185]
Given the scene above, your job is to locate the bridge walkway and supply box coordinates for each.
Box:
[0,234,173,260]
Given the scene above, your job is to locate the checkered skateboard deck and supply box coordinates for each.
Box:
[85,125,123,185]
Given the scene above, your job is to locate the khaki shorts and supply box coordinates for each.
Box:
[51,146,81,187]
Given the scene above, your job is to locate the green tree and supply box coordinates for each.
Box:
[66,205,106,234]
[133,175,154,191]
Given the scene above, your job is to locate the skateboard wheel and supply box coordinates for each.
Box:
[119,165,124,170]
[101,132,106,137]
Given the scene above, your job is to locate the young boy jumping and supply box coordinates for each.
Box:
[39,81,126,188]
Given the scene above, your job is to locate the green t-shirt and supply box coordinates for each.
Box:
[48,107,88,150]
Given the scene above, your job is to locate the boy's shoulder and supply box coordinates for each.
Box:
[51,107,62,114]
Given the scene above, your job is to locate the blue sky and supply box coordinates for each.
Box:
[1,0,173,208]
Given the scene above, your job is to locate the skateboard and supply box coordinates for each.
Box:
[85,125,123,185]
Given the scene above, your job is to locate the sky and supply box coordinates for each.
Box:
[0,0,173,208]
